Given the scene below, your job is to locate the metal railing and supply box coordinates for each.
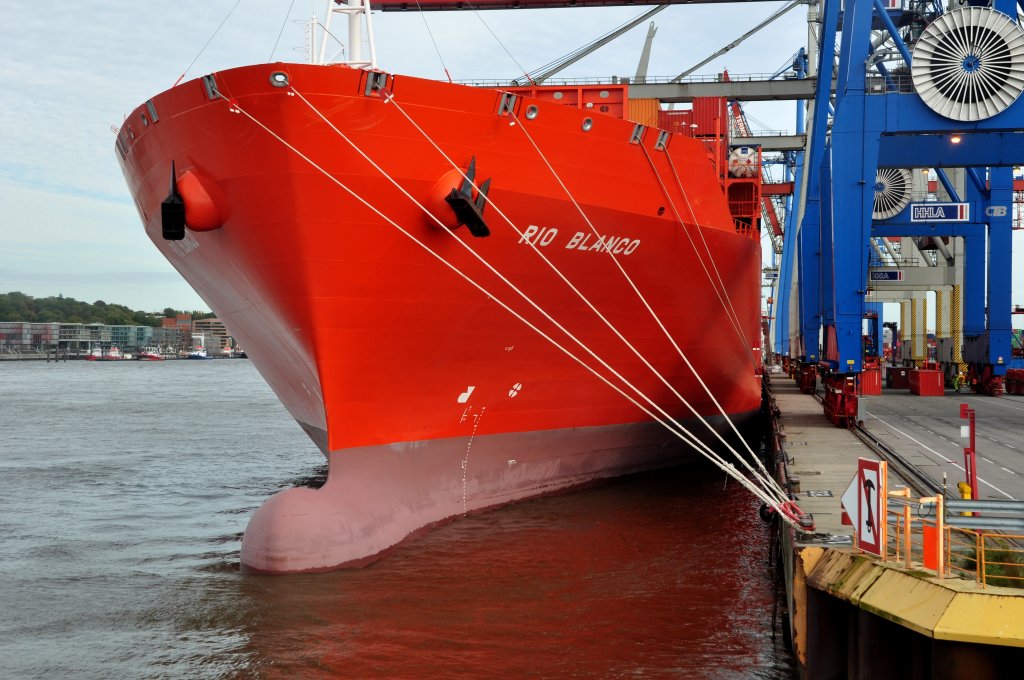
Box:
[865,74,915,95]
[455,72,787,88]
[885,491,1024,588]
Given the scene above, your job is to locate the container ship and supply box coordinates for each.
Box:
[116,6,763,573]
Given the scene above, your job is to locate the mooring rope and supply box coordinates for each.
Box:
[641,146,759,371]
[504,107,782,497]
[636,144,780,486]
[282,85,789,507]
[507,109,778,491]
[367,89,789,505]
[211,81,796,518]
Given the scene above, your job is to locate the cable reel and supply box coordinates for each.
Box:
[911,7,1024,121]
[872,168,913,220]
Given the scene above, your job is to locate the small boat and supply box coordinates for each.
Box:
[187,347,212,360]
[97,346,125,361]
[84,347,102,361]
[137,348,165,361]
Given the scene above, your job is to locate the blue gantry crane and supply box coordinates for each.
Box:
[779,0,1021,424]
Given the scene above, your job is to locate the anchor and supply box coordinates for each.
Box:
[161,161,186,241]
[863,477,875,535]
[444,156,492,237]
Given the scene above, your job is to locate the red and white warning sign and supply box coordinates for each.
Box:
[840,458,888,556]
[857,459,887,556]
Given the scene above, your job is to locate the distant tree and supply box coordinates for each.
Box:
[0,292,209,327]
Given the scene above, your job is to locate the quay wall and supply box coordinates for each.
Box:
[766,374,1024,678]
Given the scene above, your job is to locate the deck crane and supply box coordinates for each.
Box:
[510,6,668,86]
[670,0,803,82]
[634,21,658,83]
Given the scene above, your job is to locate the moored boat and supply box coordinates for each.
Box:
[187,347,211,360]
[97,346,125,361]
[116,3,764,572]
[137,348,165,361]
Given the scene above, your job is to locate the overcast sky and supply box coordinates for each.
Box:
[0,0,813,311]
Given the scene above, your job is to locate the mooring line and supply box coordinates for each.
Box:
[356,88,788,504]
[287,85,786,506]
[370,89,786,502]
[215,86,794,517]
[507,108,778,494]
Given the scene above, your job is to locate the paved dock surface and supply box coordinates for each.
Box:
[771,376,896,541]
[862,390,1024,501]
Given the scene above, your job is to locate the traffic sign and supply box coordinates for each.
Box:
[841,474,858,527]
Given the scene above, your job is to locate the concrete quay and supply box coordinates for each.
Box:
[766,374,1024,679]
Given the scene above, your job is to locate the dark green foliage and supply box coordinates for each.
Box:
[983,541,1024,588]
[953,538,1024,589]
[0,292,211,327]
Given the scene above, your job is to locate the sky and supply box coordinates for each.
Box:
[0,0,812,312]
[6,1,1019,324]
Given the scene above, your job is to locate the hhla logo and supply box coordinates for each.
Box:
[910,202,969,222]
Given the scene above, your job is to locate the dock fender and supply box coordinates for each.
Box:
[177,167,226,232]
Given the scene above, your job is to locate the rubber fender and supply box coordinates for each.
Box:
[177,168,225,231]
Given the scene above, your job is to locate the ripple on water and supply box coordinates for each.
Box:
[1,361,794,678]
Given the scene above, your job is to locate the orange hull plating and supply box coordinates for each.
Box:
[118,63,762,571]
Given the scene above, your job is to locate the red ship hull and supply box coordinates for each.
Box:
[118,63,762,572]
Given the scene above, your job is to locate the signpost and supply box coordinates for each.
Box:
[960,403,978,500]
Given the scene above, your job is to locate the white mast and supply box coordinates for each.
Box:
[316,0,378,68]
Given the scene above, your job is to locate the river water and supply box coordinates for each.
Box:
[1,359,795,678]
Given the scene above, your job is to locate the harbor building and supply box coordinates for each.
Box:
[192,317,230,354]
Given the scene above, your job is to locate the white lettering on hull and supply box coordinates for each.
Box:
[551,229,641,255]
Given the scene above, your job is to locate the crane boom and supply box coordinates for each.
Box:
[371,0,780,11]
[522,6,667,85]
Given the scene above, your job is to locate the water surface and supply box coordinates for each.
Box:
[0,360,793,678]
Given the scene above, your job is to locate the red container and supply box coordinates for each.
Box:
[860,369,882,395]
[691,97,727,137]
[888,367,910,389]
[909,369,945,396]
[659,109,693,136]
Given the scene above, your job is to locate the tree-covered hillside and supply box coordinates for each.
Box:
[0,292,214,327]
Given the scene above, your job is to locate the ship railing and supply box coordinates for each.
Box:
[865,74,914,95]
[885,493,1024,588]
[732,218,754,238]
[741,129,790,138]
[455,72,784,88]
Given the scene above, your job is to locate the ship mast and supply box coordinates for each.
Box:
[318,0,378,68]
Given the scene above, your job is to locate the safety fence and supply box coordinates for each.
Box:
[884,491,1024,588]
